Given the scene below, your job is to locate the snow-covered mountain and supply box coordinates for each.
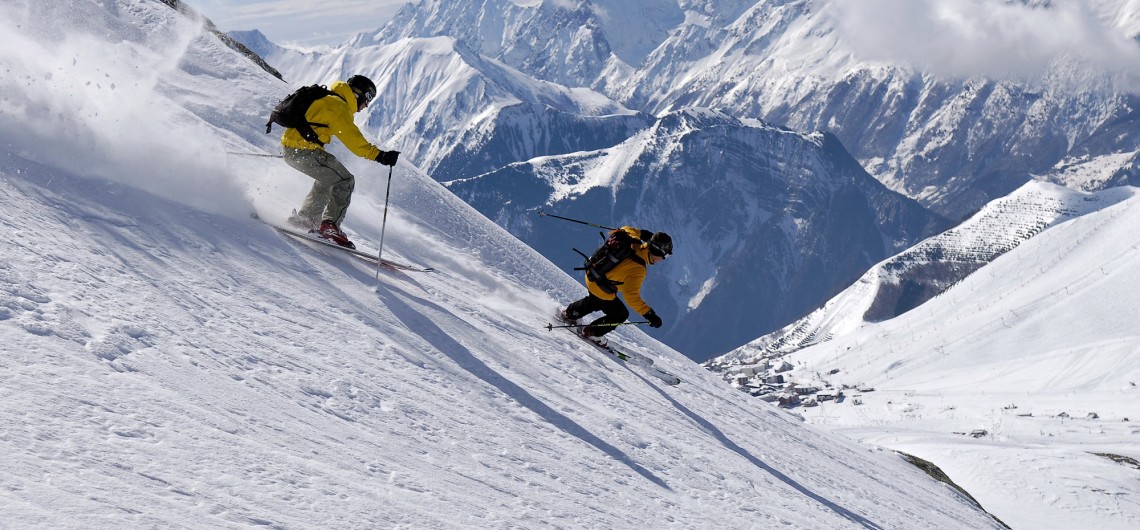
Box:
[372,0,631,89]
[715,180,1137,363]
[606,0,1140,218]
[159,1,283,81]
[709,180,1140,529]
[369,0,1140,220]
[446,108,947,360]
[0,1,1007,528]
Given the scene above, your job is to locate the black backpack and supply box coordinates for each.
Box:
[265,85,344,146]
[576,229,645,294]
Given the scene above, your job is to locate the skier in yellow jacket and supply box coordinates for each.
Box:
[281,74,399,249]
[560,227,673,343]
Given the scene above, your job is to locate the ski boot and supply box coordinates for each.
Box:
[318,220,356,249]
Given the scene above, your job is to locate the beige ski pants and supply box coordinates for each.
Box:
[283,147,355,225]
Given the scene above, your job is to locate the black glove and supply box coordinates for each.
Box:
[644,309,662,328]
[376,150,400,166]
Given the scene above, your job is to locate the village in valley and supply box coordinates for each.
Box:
[702,353,1121,435]
[707,356,872,409]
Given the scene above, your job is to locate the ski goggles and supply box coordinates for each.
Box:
[357,88,376,108]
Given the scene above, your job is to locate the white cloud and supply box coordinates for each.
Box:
[824,0,1140,88]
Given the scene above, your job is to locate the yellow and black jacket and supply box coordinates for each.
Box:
[281,80,381,160]
[585,226,653,315]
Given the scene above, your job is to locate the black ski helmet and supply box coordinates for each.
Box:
[346,74,377,108]
[648,232,673,257]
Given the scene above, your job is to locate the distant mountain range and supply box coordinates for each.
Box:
[368,0,1140,219]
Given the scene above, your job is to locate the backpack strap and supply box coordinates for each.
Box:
[573,247,645,295]
[266,88,346,146]
[295,93,345,145]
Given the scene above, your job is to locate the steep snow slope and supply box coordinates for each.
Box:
[795,189,1140,529]
[4,156,999,527]
[0,1,1003,528]
[710,182,1140,529]
[718,181,1137,362]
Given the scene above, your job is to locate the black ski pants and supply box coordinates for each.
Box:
[567,293,629,337]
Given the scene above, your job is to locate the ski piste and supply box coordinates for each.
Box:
[547,322,682,386]
[251,213,435,273]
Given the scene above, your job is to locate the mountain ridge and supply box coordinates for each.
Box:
[366,0,1140,220]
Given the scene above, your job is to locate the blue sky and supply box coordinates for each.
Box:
[183,0,410,47]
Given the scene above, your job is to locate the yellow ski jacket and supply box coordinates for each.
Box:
[280,80,382,160]
[585,226,654,316]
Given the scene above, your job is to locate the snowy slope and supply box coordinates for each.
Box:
[709,182,1140,528]
[718,181,1138,362]
[0,2,1003,528]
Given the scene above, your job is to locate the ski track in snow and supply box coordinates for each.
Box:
[0,157,1001,528]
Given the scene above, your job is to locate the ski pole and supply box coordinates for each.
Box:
[545,321,650,331]
[226,151,282,158]
[536,210,618,231]
[374,165,395,280]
